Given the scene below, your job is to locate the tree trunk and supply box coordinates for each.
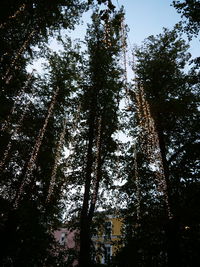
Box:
[79,215,92,267]
[155,118,180,267]
[88,117,102,222]
[79,103,96,267]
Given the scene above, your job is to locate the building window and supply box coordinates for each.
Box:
[104,221,112,240]
[102,244,112,264]
[60,232,66,245]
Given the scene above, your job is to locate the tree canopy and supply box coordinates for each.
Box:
[0,1,199,267]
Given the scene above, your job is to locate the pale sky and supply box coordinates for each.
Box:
[124,0,181,43]
[54,0,199,64]
[122,0,199,58]
[28,0,199,73]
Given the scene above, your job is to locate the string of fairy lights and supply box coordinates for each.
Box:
[90,116,103,208]
[133,144,141,221]
[0,104,29,172]
[46,116,67,203]
[1,2,172,218]
[134,85,172,219]
[104,19,112,48]
[3,29,36,84]
[0,71,36,175]
[0,3,117,211]
[14,86,59,208]
[116,0,172,219]
[1,70,35,133]
[0,3,26,30]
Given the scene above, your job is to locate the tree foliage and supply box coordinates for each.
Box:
[172,0,200,36]
[0,1,116,266]
[61,10,124,266]
[115,27,200,267]
[0,1,199,267]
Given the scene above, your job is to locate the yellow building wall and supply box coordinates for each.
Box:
[111,217,123,236]
[110,217,123,255]
[92,216,123,260]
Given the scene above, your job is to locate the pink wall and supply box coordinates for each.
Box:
[54,228,77,249]
[54,228,79,266]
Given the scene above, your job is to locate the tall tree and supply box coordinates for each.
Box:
[61,10,124,266]
[0,1,116,265]
[116,27,200,267]
[0,36,83,266]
